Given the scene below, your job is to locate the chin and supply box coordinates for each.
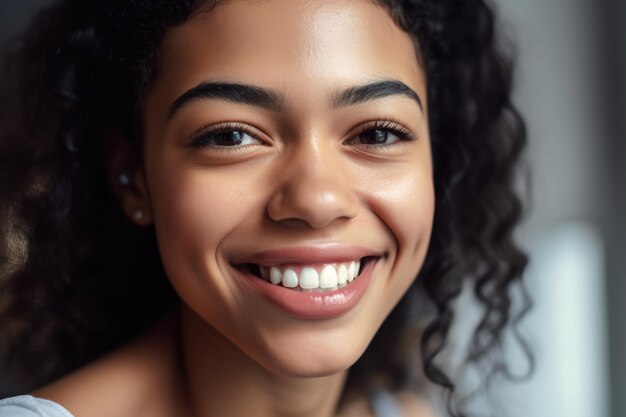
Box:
[254,341,366,379]
[268,358,354,379]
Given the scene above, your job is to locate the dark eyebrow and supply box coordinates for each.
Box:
[168,82,286,118]
[168,79,423,119]
[331,80,423,112]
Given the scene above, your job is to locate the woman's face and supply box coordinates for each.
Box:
[136,0,434,377]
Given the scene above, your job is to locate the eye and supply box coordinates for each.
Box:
[187,122,264,149]
[355,129,400,145]
[345,120,416,147]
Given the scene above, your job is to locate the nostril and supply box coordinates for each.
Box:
[265,179,359,229]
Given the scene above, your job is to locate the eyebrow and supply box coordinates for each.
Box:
[168,82,286,117]
[168,79,423,118]
[331,80,423,111]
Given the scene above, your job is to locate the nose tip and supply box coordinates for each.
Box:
[266,173,359,229]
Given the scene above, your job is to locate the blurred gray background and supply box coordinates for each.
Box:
[0,1,624,416]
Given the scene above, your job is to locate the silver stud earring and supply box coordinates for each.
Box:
[117,173,130,186]
[132,210,144,221]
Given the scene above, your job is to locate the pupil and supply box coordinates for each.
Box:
[362,129,387,144]
[214,131,244,146]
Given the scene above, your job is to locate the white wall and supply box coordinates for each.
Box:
[491,0,617,416]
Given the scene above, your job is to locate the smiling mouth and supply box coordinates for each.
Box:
[234,256,378,292]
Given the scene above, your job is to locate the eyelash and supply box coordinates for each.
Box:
[186,119,417,150]
[187,122,261,151]
[351,119,416,148]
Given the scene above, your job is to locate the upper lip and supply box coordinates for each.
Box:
[230,243,384,267]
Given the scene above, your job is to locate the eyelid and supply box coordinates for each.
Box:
[346,119,417,144]
[185,119,416,150]
[186,121,269,149]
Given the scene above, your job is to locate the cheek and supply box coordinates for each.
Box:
[391,173,434,256]
[368,166,434,256]
[361,162,434,299]
[155,171,236,253]
[146,160,255,294]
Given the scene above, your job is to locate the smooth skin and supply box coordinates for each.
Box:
[35,1,436,416]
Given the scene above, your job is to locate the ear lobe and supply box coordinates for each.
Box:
[104,131,154,226]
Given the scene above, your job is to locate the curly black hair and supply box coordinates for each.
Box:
[0,1,530,415]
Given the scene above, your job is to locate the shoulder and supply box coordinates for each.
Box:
[0,395,75,417]
[31,314,183,417]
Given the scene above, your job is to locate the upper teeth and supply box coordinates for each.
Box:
[259,261,361,291]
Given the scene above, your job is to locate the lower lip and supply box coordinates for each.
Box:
[234,259,377,320]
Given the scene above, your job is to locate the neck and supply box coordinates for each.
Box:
[176,304,348,417]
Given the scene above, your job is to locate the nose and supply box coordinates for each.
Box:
[266,143,359,229]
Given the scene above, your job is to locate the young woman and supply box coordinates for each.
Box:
[0,0,529,416]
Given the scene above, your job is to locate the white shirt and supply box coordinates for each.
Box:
[0,395,75,417]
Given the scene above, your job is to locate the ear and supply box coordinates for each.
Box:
[104,131,154,226]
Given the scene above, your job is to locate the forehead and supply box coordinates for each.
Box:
[152,0,424,112]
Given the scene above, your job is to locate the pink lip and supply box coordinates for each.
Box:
[231,243,383,267]
[233,257,379,320]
